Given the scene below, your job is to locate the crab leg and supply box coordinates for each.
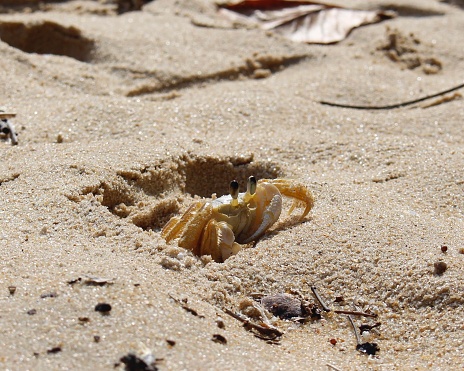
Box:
[177,203,213,256]
[262,179,314,219]
[200,220,242,263]
[161,201,204,242]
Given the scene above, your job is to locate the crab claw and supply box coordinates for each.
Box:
[242,195,282,244]
[240,181,283,244]
[263,178,314,219]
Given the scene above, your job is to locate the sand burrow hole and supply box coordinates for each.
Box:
[0,20,94,62]
[68,154,281,230]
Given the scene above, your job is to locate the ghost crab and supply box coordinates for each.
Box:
[161,176,314,263]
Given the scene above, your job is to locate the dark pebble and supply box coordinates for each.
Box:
[47,347,62,354]
[434,261,447,275]
[357,342,380,355]
[120,353,158,371]
[95,303,112,313]
[40,292,58,299]
[261,293,303,319]
[211,334,227,344]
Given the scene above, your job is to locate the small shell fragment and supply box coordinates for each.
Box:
[261,293,303,319]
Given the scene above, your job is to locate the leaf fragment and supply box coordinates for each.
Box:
[219,1,395,44]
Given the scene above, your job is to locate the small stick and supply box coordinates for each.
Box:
[169,294,204,318]
[311,287,377,317]
[251,301,275,327]
[311,286,331,312]
[421,92,461,108]
[223,308,283,338]
[326,363,343,371]
[348,315,380,355]
[333,310,377,318]
[347,315,362,345]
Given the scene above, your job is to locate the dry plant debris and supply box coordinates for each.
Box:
[169,294,205,318]
[261,293,321,320]
[320,82,464,110]
[310,287,377,318]
[218,1,395,44]
[223,307,283,341]
[421,92,462,108]
[224,287,380,353]
[348,315,380,356]
[67,275,115,286]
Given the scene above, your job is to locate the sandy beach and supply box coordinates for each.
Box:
[1,0,463,369]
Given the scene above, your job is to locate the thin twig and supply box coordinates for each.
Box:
[421,92,461,108]
[310,286,331,312]
[333,310,377,318]
[348,315,381,355]
[320,82,464,110]
[251,301,275,327]
[311,287,377,317]
[347,315,362,345]
[223,307,283,338]
[326,363,343,371]
[169,294,204,318]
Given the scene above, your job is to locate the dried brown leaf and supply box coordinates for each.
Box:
[219,1,395,44]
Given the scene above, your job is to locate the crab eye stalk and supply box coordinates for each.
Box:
[229,180,239,206]
[247,176,257,195]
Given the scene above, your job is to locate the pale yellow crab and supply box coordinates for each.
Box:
[161,176,314,263]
